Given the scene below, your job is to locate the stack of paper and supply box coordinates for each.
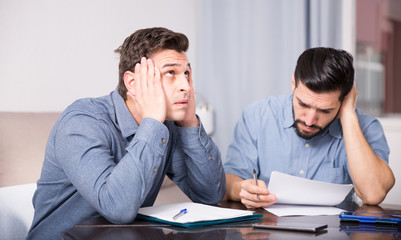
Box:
[137,202,263,228]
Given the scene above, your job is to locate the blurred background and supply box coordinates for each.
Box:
[1,0,400,165]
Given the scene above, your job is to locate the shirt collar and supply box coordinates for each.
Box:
[112,89,139,138]
[283,95,295,128]
[283,94,342,139]
[327,118,343,139]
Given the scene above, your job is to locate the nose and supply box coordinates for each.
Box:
[178,74,191,92]
[304,109,317,126]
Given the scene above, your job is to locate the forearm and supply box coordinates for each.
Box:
[224,174,244,202]
[173,124,225,204]
[185,155,226,204]
[58,117,167,223]
[341,112,395,204]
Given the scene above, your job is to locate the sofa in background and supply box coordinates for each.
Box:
[0,112,190,239]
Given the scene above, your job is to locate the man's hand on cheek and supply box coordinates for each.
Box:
[177,69,199,127]
[133,57,167,123]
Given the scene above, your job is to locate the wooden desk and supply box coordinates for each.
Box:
[63,201,401,240]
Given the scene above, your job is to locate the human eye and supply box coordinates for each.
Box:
[165,70,174,77]
[298,101,307,107]
[184,71,189,79]
[320,109,331,114]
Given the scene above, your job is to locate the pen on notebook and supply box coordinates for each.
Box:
[253,169,259,200]
[173,208,188,220]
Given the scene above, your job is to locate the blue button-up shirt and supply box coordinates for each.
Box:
[27,89,225,240]
[224,95,389,186]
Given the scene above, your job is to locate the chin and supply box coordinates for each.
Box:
[166,113,186,122]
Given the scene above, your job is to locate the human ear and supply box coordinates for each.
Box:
[123,71,135,96]
[291,74,296,93]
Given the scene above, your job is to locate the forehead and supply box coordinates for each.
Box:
[294,81,341,108]
[150,49,189,68]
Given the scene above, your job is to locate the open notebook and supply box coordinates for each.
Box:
[136,202,263,228]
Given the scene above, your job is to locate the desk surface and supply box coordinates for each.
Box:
[63,201,401,240]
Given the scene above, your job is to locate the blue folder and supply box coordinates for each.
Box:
[136,213,264,228]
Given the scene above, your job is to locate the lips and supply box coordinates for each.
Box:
[175,99,188,105]
[299,123,317,133]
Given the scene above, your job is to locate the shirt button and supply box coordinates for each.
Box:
[300,170,304,174]
[209,155,214,160]
[153,168,157,173]
[200,131,204,136]
[162,138,166,144]
[305,143,310,148]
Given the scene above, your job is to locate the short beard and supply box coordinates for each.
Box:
[293,120,323,140]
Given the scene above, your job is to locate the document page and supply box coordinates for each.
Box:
[268,171,353,206]
[264,204,344,217]
[138,202,254,223]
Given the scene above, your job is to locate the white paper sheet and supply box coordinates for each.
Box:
[264,204,344,216]
[268,171,353,206]
[138,202,254,223]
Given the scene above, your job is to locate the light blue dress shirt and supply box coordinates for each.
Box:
[27,89,225,240]
[224,95,389,186]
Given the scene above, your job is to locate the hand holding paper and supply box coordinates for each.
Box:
[263,171,353,216]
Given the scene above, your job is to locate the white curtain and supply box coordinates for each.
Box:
[196,0,344,161]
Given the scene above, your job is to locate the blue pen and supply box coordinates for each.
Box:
[173,208,188,220]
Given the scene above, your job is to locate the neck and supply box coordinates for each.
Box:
[125,97,142,125]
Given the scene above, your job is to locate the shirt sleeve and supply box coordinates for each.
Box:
[54,113,168,224]
[223,105,259,180]
[166,118,225,205]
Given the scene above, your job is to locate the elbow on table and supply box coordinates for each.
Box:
[194,182,226,205]
[360,190,388,205]
[357,178,395,205]
[101,205,138,224]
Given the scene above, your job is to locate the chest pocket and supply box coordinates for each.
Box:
[311,140,351,184]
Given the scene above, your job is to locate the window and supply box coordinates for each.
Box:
[356,0,401,116]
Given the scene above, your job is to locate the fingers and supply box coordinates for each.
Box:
[188,67,194,87]
[140,57,148,90]
[153,64,162,91]
[239,179,277,208]
[136,57,160,91]
[146,58,155,90]
[132,57,166,122]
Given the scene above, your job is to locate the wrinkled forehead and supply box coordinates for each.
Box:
[151,49,189,68]
[294,82,341,109]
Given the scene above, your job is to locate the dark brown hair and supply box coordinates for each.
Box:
[115,27,189,99]
[294,47,354,101]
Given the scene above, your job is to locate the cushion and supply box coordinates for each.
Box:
[0,183,37,239]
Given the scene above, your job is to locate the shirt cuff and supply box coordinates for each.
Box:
[176,118,210,150]
[134,118,169,154]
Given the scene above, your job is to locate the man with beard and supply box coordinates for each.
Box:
[223,47,394,208]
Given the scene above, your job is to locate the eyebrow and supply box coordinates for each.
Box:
[296,97,337,112]
[161,63,191,69]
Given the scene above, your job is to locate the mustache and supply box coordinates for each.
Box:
[173,92,189,102]
[293,119,323,131]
